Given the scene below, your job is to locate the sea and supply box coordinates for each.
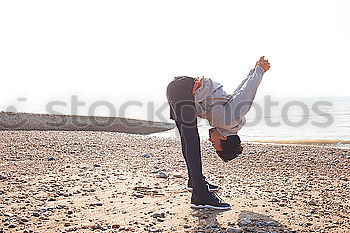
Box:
[149,96,350,149]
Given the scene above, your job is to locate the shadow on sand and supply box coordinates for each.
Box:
[190,209,295,233]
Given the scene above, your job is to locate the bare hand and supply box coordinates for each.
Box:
[254,56,271,72]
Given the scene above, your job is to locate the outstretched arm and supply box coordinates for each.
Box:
[232,56,271,96]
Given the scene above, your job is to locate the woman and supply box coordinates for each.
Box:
[166,56,271,209]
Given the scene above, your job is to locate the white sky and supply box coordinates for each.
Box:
[0,0,349,117]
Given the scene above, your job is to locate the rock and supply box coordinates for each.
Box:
[0,174,6,180]
[81,224,90,229]
[8,224,16,228]
[91,223,102,230]
[36,207,49,212]
[258,222,268,226]
[21,217,29,222]
[4,213,14,217]
[111,224,120,229]
[238,218,252,225]
[156,172,168,179]
[226,228,243,233]
[93,164,101,167]
[32,212,40,217]
[266,221,277,226]
[90,202,103,207]
[63,226,77,232]
[67,210,73,215]
[48,157,56,161]
[57,204,67,209]
[173,172,183,178]
[151,212,165,218]
[141,153,151,158]
[148,227,161,232]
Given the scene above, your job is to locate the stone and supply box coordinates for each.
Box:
[63,226,77,232]
[93,164,101,167]
[156,172,168,179]
[112,224,120,229]
[226,228,243,233]
[238,218,252,225]
[173,172,183,178]
[21,218,29,222]
[267,221,277,226]
[151,212,165,218]
[90,202,103,207]
[48,157,56,161]
[4,213,14,217]
[32,212,40,217]
[141,153,151,158]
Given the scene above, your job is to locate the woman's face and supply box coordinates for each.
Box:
[208,128,227,151]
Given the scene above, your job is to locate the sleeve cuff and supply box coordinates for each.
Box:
[256,65,265,73]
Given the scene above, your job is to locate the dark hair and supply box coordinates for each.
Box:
[216,135,243,162]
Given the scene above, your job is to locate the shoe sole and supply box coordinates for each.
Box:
[187,187,219,192]
[190,203,231,210]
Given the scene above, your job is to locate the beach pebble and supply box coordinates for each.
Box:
[48,157,56,161]
[173,172,183,178]
[141,153,151,158]
[238,218,252,225]
[90,202,103,207]
[3,213,14,217]
[151,212,165,218]
[111,224,120,228]
[156,171,168,179]
[267,221,277,226]
[21,217,29,222]
[93,164,101,167]
[8,224,16,228]
[32,212,40,217]
[226,228,243,233]
[258,222,268,226]
[62,226,77,232]
[0,174,6,180]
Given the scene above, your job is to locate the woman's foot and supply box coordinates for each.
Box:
[190,190,230,210]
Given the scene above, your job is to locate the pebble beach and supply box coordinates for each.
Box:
[1,130,349,232]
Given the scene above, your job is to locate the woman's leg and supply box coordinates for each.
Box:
[175,120,206,194]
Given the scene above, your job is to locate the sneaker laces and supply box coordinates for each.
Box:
[208,190,225,204]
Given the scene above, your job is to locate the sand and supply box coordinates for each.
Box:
[0,130,349,232]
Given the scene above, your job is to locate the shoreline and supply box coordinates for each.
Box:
[1,130,349,232]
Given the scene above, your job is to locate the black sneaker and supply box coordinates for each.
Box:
[187,180,219,192]
[190,190,231,210]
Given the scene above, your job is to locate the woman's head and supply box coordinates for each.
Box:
[209,128,243,162]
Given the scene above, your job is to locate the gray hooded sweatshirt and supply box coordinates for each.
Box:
[193,66,265,137]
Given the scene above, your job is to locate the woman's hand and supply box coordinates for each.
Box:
[254,56,271,72]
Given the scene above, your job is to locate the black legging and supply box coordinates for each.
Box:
[166,77,207,193]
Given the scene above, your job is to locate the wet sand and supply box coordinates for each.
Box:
[0,130,349,232]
